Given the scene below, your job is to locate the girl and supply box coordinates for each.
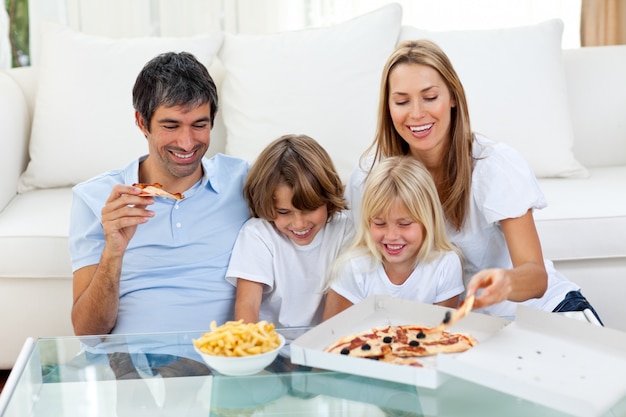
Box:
[323,156,463,319]
[347,39,602,323]
[226,134,354,330]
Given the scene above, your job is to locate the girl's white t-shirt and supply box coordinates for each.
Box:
[346,135,579,319]
[330,250,464,305]
[226,212,354,328]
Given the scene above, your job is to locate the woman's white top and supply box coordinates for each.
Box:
[330,250,464,305]
[226,212,354,328]
[346,135,578,319]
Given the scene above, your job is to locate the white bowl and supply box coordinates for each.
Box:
[194,334,285,376]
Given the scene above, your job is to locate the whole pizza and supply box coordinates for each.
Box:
[324,324,477,367]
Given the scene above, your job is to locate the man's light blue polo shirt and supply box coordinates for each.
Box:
[69,153,250,336]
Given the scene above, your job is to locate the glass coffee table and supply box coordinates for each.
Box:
[1,329,625,417]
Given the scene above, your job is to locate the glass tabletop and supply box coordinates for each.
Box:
[1,329,625,417]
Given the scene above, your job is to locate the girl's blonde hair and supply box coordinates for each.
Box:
[355,156,459,268]
[244,134,347,221]
[363,39,474,231]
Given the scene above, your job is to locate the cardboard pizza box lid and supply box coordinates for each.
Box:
[437,305,626,417]
[290,295,509,389]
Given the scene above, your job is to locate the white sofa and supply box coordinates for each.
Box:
[1,4,625,369]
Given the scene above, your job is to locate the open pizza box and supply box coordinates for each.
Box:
[437,304,626,417]
[291,295,626,417]
[290,295,510,389]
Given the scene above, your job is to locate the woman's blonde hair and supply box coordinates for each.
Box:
[363,39,474,230]
[244,134,347,221]
[356,156,459,267]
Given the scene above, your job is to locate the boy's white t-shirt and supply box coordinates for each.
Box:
[226,212,354,328]
[330,250,464,305]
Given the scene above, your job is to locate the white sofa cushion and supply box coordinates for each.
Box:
[400,19,588,179]
[218,3,402,181]
[17,22,224,192]
[0,188,72,278]
[536,166,626,261]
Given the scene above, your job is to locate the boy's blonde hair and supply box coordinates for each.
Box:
[244,134,347,221]
[356,156,458,267]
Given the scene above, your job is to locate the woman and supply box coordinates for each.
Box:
[347,39,601,322]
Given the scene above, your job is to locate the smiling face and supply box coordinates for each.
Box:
[369,198,426,280]
[136,103,211,188]
[388,63,456,162]
[272,183,328,246]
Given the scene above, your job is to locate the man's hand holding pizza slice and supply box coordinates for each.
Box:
[101,184,159,257]
[101,183,183,256]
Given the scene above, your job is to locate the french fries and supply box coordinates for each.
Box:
[193,320,281,357]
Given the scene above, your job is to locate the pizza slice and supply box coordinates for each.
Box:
[132,183,184,200]
[429,294,475,334]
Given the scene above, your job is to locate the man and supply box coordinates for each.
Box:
[69,52,249,366]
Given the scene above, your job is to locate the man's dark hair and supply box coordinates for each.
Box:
[132,52,218,131]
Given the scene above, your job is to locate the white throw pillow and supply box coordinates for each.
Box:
[17,22,224,192]
[218,4,403,182]
[400,20,588,178]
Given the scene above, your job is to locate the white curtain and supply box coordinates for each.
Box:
[27,0,582,65]
[29,0,310,37]
[1,4,11,69]
[308,0,581,48]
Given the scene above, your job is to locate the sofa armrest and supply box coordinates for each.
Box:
[0,70,30,209]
